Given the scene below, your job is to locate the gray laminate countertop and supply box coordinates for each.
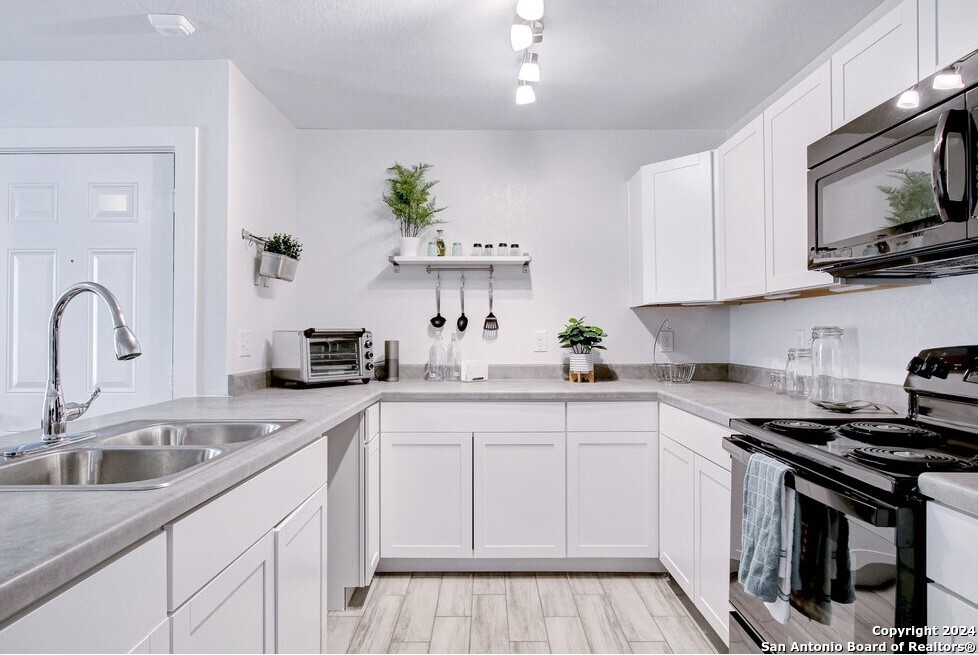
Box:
[0,378,891,625]
[919,473,978,518]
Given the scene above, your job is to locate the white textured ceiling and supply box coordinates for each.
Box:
[0,0,886,129]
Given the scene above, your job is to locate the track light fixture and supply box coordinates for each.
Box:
[516,81,536,105]
[933,65,964,90]
[510,19,543,51]
[518,52,540,82]
[516,0,544,21]
[510,4,544,105]
[896,87,920,109]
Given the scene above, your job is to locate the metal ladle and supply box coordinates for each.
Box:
[430,272,447,328]
[457,273,468,332]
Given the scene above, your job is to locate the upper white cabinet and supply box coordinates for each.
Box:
[831,0,918,129]
[716,115,767,300]
[627,152,716,305]
[918,0,978,78]
[763,62,835,294]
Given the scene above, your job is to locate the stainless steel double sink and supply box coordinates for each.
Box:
[0,420,300,490]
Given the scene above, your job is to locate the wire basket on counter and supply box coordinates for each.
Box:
[652,319,696,384]
[652,363,696,384]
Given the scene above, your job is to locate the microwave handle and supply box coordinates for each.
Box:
[932,108,972,223]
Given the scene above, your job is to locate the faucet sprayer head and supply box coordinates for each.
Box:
[113,326,142,360]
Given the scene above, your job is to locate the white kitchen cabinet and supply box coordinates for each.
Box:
[131,620,171,654]
[567,431,658,557]
[763,61,835,294]
[693,455,732,643]
[473,432,566,557]
[0,533,167,654]
[659,435,696,594]
[171,531,276,654]
[928,584,978,649]
[275,483,328,654]
[380,431,473,558]
[831,0,918,128]
[363,425,381,582]
[716,115,767,300]
[627,152,716,305]
[918,0,978,78]
[926,502,978,604]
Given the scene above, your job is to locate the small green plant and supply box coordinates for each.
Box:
[264,233,303,260]
[557,317,607,354]
[877,169,938,225]
[383,162,448,237]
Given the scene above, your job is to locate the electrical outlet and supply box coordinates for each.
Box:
[238,330,252,358]
[659,330,675,353]
[533,330,548,352]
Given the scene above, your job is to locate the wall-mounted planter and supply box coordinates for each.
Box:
[259,251,298,282]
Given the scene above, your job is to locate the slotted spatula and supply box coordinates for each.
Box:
[483,269,498,336]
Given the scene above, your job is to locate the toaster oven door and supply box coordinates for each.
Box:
[307,337,362,380]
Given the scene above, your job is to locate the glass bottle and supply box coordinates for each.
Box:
[446,333,461,381]
[472,243,483,256]
[785,348,813,398]
[484,244,494,257]
[452,242,463,256]
[811,326,847,403]
[426,331,446,381]
[436,229,446,257]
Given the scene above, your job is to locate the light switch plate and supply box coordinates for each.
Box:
[238,330,252,358]
[659,330,674,353]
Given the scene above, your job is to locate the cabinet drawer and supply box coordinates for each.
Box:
[659,405,732,471]
[927,502,978,604]
[381,402,564,432]
[168,438,328,609]
[566,401,658,432]
[928,583,978,648]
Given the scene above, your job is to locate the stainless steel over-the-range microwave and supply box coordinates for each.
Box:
[808,47,978,279]
[272,328,374,385]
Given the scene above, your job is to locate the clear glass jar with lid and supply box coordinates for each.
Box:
[811,326,847,403]
[785,348,813,398]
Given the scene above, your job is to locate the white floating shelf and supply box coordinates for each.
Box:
[389,255,531,273]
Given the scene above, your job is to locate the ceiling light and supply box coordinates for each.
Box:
[516,0,545,21]
[518,52,540,82]
[897,87,920,109]
[147,14,196,37]
[933,65,964,90]
[516,81,536,105]
[510,20,543,51]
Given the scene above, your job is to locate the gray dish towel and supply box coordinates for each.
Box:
[738,452,794,606]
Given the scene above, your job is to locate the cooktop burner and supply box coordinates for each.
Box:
[845,446,977,471]
[762,420,835,442]
[837,421,943,446]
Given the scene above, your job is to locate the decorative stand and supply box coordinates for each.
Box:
[569,370,595,383]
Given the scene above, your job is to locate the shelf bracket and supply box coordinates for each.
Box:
[241,229,271,286]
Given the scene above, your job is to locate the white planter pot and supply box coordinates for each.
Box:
[568,353,594,373]
[399,236,422,257]
[259,251,298,281]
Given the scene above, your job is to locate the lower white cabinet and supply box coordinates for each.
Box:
[659,435,696,593]
[131,619,171,654]
[364,428,381,580]
[275,483,328,654]
[928,584,978,649]
[693,455,732,642]
[171,531,276,654]
[567,431,658,557]
[380,432,473,558]
[0,533,167,654]
[474,432,566,557]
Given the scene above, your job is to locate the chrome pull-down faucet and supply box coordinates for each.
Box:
[41,282,142,441]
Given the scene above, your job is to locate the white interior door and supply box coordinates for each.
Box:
[0,152,174,434]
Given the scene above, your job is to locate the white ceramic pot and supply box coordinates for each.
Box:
[259,251,298,281]
[568,352,594,373]
[399,236,422,257]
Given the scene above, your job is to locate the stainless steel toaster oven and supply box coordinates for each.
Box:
[272,328,374,384]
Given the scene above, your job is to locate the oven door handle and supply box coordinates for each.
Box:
[932,108,972,223]
[724,436,896,527]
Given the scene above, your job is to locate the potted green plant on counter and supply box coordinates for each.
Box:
[260,233,303,282]
[383,162,447,257]
[557,317,607,378]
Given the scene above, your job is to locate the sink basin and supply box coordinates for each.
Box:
[98,420,299,447]
[0,447,224,490]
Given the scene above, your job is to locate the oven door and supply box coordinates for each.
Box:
[305,337,363,380]
[808,94,975,273]
[724,436,917,653]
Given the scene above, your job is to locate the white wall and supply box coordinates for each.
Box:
[0,60,231,396]
[226,64,299,374]
[729,275,978,385]
[295,129,730,366]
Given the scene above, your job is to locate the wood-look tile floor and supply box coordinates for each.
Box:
[327,573,721,654]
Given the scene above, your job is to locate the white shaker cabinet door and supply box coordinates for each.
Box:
[364,429,381,582]
[567,431,658,558]
[474,432,566,558]
[694,455,732,645]
[659,435,696,596]
[716,115,767,300]
[171,531,276,654]
[381,432,473,558]
[831,0,918,128]
[764,61,835,294]
[275,483,328,655]
[919,0,978,78]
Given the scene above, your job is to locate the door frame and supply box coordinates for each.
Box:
[0,127,199,398]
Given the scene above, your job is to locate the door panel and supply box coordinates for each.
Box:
[0,153,174,433]
[659,435,696,594]
[694,455,732,644]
